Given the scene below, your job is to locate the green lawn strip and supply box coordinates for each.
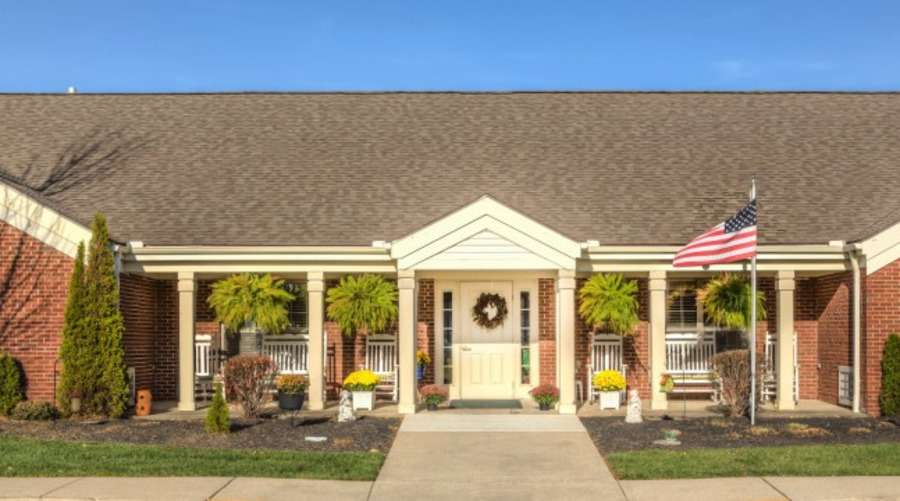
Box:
[0,435,384,480]
[607,443,900,480]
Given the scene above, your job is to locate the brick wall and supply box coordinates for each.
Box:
[815,272,852,404]
[154,280,178,400]
[538,278,556,385]
[0,220,73,401]
[417,279,435,386]
[120,274,158,395]
[863,261,900,416]
[794,278,819,400]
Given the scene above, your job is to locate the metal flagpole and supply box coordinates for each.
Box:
[749,175,758,426]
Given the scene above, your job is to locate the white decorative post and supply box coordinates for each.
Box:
[776,270,796,410]
[558,270,577,415]
[307,272,326,411]
[649,270,668,410]
[397,270,417,414]
[177,271,196,411]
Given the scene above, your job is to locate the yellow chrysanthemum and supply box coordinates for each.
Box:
[343,370,381,391]
[593,369,626,392]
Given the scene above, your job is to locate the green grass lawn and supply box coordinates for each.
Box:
[0,435,384,480]
[607,443,900,480]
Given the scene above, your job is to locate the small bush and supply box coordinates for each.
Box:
[205,382,230,435]
[224,355,277,418]
[11,401,60,421]
[711,349,763,417]
[880,333,900,416]
[0,352,23,416]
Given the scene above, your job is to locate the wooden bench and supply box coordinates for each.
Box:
[666,371,720,402]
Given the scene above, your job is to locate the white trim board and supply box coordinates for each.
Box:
[390,196,581,270]
[0,181,90,259]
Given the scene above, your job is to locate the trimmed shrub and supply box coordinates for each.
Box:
[11,401,60,421]
[57,242,87,415]
[711,349,764,417]
[881,333,900,416]
[205,382,230,435]
[224,355,277,418]
[0,352,24,416]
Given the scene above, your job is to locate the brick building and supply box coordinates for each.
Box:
[1,92,899,416]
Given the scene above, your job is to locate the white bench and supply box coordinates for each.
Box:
[360,334,398,402]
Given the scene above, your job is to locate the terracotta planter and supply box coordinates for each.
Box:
[136,390,152,416]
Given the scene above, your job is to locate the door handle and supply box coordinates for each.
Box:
[461,346,472,351]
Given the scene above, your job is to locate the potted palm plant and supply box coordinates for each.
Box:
[578,273,640,336]
[343,369,381,411]
[276,374,309,411]
[207,273,297,354]
[326,274,399,339]
[698,273,767,330]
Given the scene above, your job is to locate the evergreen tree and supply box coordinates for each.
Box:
[56,242,87,414]
[84,214,129,418]
[881,333,900,416]
[205,382,230,435]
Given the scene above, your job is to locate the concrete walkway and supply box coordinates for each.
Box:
[3,413,900,500]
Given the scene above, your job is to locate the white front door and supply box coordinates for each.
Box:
[459,281,515,399]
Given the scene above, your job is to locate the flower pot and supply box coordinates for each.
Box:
[352,390,374,411]
[599,390,620,410]
[136,390,152,416]
[539,402,551,411]
[417,365,426,380]
[426,402,438,411]
[278,390,306,411]
[70,396,82,414]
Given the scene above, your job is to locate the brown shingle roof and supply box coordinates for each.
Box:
[1,91,899,247]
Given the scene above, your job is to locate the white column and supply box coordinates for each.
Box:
[397,270,417,414]
[558,270,577,414]
[177,272,196,411]
[649,270,668,410]
[307,272,325,411]
[776,270,796,410]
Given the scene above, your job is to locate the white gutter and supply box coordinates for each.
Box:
[846,243,863,413]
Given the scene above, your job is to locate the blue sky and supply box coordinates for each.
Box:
[1,1,898,92]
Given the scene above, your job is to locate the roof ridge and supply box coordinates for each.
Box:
[2,90,900,97]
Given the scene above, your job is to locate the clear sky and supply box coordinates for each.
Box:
[1,0,898,93]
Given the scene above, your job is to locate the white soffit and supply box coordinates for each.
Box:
[390,197,580,270]
[0,181,90,259]
[860,219,900,275]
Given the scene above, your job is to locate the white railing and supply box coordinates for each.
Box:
[665,331,715,374]
[195,335,213,377]
[263,335,309,374]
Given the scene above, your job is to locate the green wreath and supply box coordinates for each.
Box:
[471,292,508,330]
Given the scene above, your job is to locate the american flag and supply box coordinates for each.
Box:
[673,199,757,267]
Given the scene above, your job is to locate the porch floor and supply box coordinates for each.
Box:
[577,398,863,419]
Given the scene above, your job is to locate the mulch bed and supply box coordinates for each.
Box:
[0,414,401,453]
[581,416,900,454]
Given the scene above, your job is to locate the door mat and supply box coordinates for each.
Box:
[449,399,523,410]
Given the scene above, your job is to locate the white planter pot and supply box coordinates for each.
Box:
[599,391,620,410]
[352,391,374,411]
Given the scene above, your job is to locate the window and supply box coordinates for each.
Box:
[667,281,698,330]
[284,282,308,332]
[442,291,453,384]
[520,291,531,385]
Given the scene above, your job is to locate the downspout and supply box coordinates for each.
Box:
[848,244,862,414]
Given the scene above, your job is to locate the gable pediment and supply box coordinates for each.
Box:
[389,197,581,270]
